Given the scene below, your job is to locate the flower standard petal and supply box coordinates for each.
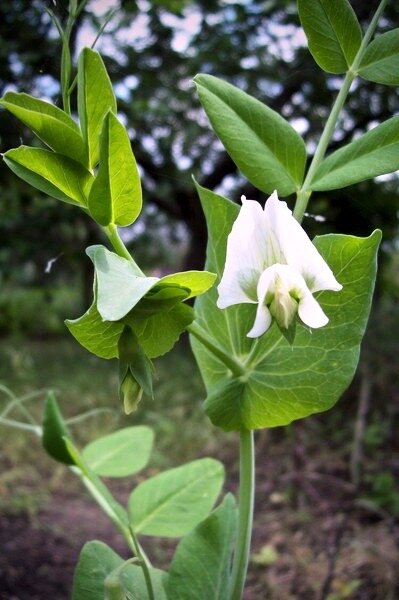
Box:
[217,196,267,308]
[263,192,342,293]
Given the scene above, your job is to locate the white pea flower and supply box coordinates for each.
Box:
[217,192,342,338]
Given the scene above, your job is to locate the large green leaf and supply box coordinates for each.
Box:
[298,0,362,73]
[82,426,154,478]
[310,116,399,191]
[165,494,237,600]
[72,541,167,600]
[3,146,93,206]
[88,111,142,226]
[78,48,117,169]
[87,245,215,322]
[65,301,123,360]
[41,392,74,465]
[194,74,306,196]
[128,458,225,537]
[0,92,88,166]
[124,302,194,358]
[191,183,381,431]
[358,29,399,86]
[87,245,159,321]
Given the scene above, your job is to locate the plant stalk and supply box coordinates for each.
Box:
[229,428,255,600]
[103,224,145,274]
[293,0,389,222]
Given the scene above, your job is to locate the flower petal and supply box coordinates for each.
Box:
[264,192,342,293]
[298,292,329,328]
[217,196,267,308]
[247,303,272,338]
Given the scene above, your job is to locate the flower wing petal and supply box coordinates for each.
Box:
[247,304,272,338]
[298,292,329,328]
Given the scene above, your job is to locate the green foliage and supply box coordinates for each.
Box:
[194,74,306,196]
[66,302,123,360]
[72,541,167,600]
[298,0,362,73]
[310,116,399,190]
[128,458,225,537]
[77,48,117,170]
[67,244,215,364]
[41,391,74,465]
[166,494,237,600]
[3,147,93,206]
[191,184,381,431]
[358,29,399,85]
[0,92,87,165]
[363,471,399,517]
[118,326,154,414]
[82,426,154,478]
[88,111,142,227]
[65,436,129,526]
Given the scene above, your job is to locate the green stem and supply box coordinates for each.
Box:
[187,322,246,377]
[129,526,155,600]
[0,417,41,434]
[229,429,255,600]
[103,224,145,275]
[293,0,389,222]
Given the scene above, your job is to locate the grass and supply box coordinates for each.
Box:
[0,334,231,512]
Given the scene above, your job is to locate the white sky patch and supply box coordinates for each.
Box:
[160,9,202,53]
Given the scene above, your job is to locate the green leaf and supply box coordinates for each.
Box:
[65,437,128,526]
[65,301,124,360]
[165,494,237,600]
[87,245,159,321]
[78,48,117,169]
[125,301,194,358]
[310,116,399,190]
[358,29,399,86]
[298,0,362,73]
[88,245,215,323]
[191,183,381,431]
[65,294,193,361]
[72,541,167,600]
[194,74,306,196]
[128,458,225,537]
[82,426,154,478]
[0,92,88,166]
[3,146,93,206]
[41,391,74,465]
[88,111,142,227]
[118,326,154,414]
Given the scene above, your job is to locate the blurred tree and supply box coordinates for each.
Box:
[0,0,398,290]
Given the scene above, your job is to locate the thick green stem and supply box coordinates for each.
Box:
[293,0,389,222]
[229,429,255,600]
[103,223,145,275]
[187,322,246,377]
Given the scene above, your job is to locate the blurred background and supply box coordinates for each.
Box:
[0,0,398,598]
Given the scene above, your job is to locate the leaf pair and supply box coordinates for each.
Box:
[67,244,216,361]
[73,492,236,600]
[1,49,142,227]
[299,0,399,85]
[42,394,235,599]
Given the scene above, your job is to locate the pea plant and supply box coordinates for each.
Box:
[1,0,397,597]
